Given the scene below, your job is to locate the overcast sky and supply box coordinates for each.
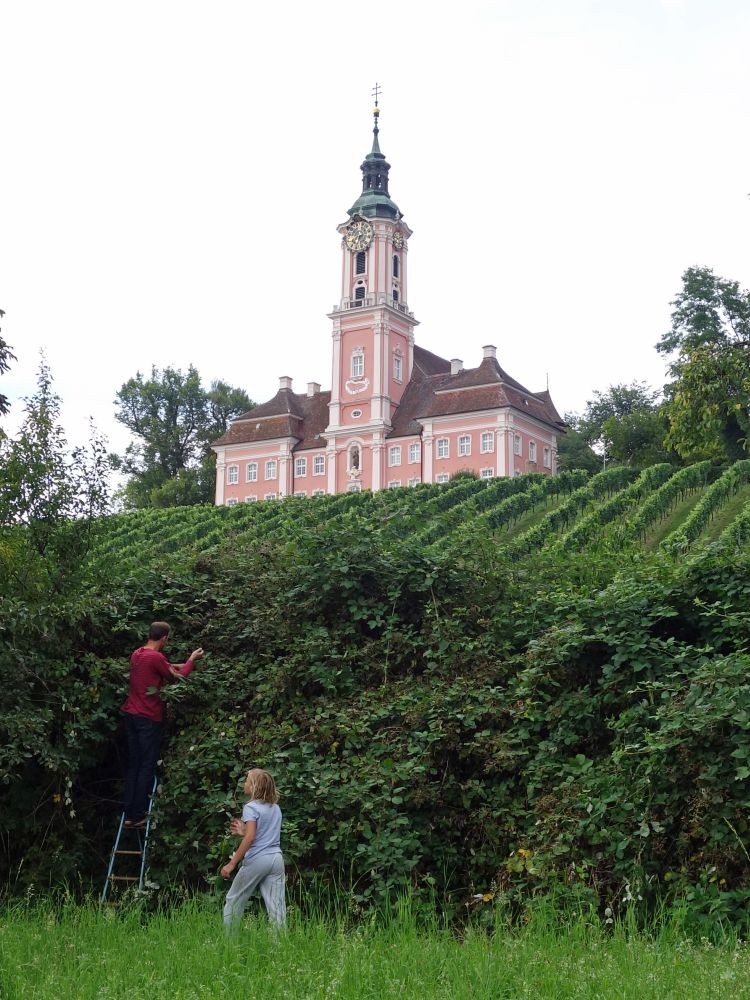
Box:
[2,0,748,456]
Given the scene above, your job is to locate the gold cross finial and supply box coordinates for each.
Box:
[372,82,381,107]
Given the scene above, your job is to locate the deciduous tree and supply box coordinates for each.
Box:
[577,383,672,467]
[658,267,750,461]
[0,357,110,597]
[114,366,253,507]
[0,308,16,420]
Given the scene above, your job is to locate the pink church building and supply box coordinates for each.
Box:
[213,107,565,504]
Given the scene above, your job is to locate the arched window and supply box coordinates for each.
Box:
[392,288,399,303]
[354,285,365,302]
[392,254,399,278]
[356,251,366,275]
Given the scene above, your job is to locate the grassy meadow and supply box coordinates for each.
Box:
[1,900,749,999]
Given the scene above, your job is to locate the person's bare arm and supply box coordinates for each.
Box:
[221,820,256,879]
[170,648,204,680]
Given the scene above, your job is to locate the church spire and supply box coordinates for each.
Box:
[348,85,401,220]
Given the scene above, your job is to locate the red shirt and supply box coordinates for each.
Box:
[121,647,195,722]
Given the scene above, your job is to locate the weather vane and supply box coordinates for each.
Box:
[372,82,381,108]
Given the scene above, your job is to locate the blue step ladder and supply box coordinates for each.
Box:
[101,775,158,903]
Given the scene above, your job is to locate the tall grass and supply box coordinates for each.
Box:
[1,897,749,999]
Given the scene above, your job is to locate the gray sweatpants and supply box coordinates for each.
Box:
[223,851,286,929]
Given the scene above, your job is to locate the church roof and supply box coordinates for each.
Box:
[413,344,452,376]
[388,353,566,439]
[213,353,564,451]
[212,389,331,449]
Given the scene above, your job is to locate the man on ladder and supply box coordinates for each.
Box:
[103,622,204,901]
[120,621,204,827]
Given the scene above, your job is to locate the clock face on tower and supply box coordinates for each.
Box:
[345,219,374,252]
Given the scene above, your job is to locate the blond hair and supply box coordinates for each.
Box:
[243,768,278,804]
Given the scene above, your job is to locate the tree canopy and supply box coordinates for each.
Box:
[0,308,16,420]
[659,267,750,461]
[0,358,110,598]
[114,366,254,508]
[566,383,673,469]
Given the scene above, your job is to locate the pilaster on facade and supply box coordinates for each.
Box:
[371,442,383,491]
[279,449,292,497]
[422,422,434,483]
[326,441,337,494]
[215,456,226,504]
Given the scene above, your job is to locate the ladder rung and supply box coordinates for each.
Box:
[108,875,138,881]
[115,850,142,856]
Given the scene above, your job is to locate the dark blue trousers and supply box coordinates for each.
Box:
[122,712,163,822]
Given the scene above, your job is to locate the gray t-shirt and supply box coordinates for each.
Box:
[241,800,282,864]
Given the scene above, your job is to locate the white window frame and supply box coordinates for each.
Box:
[408,442,421,464]
[388,445,402,467]
[436,473,449,484]
[543,447,551,469]
[312,488,326,496]
[265,460,277,480]
[529,441,537,463]
[313,455,325,476]
[264,492,277,501]
[227,497,239,506]
[480,468,494,479]
[351,351,364,378]
[227,464,239,485]
[458,435,471,457]
[436,438,449,459]
[408,477,421,488]
[513,434,522,456]
[245,495,258,503]
[388,480,402,489]
[480,432,494,454]
[295,457,307,478]
[293,490,306,497]
[393,354,403,382]
[246,462,257,483]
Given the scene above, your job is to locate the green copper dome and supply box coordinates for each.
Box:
[347,107,401,221]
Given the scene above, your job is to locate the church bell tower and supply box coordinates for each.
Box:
[325,91,419,494]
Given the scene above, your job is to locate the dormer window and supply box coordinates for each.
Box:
[392,255,399,278]
[355,251,366,275]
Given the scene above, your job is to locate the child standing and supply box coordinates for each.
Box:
[221,768,286,929]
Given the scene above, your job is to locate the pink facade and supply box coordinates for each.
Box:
[213,110,564,504]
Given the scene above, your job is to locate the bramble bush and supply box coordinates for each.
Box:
[3,431,750,930]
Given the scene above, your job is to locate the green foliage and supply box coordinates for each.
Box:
[559,464,674,552]
[662,460,750,552]
[0,358,111,598]
[613,460,712,547]
[659,267,750,461]
[0,307,15,420]
[114,367,253,508]
[4,901,750,997]
[574,384,673,468]
[555,416,601,474]
[4,459,750,929]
